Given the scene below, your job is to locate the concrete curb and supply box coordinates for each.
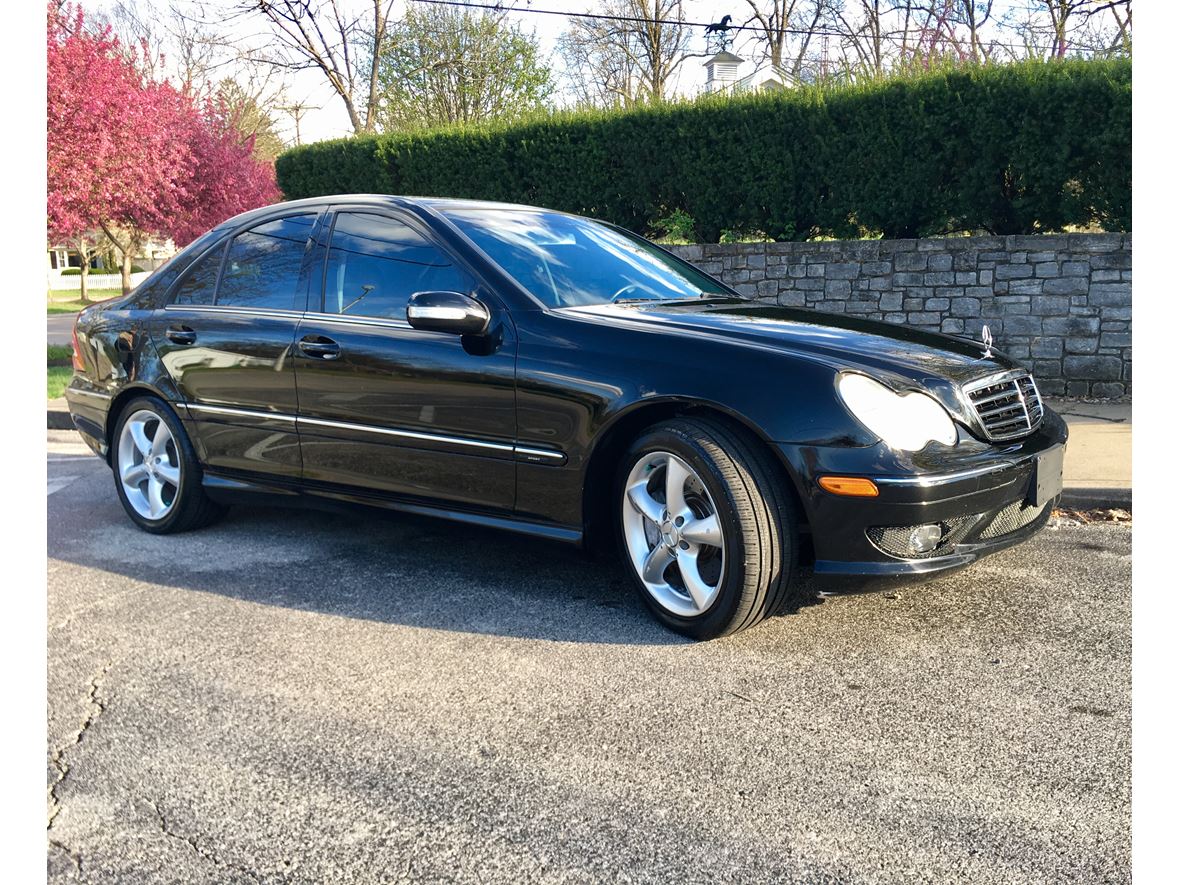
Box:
[1060,487,1132,512]
[48,403,73,430]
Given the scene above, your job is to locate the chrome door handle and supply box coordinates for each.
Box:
[166,326,196,345]
[299,336,341,360]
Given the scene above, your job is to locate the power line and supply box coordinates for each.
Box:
[407,0,1124,55]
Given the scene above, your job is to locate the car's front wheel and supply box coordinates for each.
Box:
[617,418,800,640]
[112,396,225,534]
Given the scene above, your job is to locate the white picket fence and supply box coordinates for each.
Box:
[49,271,150,291]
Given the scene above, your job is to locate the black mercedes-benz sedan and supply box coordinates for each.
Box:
[66,195,1067,639]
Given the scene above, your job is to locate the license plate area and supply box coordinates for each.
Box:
[1029,445,1065,507]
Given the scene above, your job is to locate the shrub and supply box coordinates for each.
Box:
[60,265,144,275]
[276,58,1130,241]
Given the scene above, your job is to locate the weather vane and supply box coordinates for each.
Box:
[704,14,734,54]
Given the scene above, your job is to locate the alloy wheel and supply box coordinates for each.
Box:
[621,451,726,617]
[117,409,181,521]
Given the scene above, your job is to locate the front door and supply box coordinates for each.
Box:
[293,208,517,511]
[149,211,320,479]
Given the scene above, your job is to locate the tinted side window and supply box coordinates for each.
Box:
[170,242,225,306]
[323,212,470,320]
[216,214,316,310]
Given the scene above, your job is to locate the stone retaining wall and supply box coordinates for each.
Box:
[669,233,1131,396]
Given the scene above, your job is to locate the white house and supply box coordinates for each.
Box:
[47,232,176,287]
[702,50,795,95]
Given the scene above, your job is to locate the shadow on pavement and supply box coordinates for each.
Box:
[52,480,816,645]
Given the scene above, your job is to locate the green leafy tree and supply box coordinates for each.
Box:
[374,6,553,132]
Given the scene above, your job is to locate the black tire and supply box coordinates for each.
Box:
[616,417,800,640]
[110,395,226,534]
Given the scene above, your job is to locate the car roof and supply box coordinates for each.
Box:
[213,194,557,232]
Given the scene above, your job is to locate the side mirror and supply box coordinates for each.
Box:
[406,291,491,336]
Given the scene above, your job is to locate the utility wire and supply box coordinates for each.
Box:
[407,0,1122,54]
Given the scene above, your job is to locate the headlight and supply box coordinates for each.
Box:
[837,373,958,451]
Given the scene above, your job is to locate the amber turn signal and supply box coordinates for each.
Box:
[818,476,879,497]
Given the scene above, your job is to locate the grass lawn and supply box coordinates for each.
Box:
[48,345,74,400]
[48,366,73,399]
[48,289,122,314]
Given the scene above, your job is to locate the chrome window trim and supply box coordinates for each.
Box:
[163,304,304,321]
[301,311,414,331]
[185,403,563,461]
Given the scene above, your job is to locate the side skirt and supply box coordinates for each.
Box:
[201,472,584,546]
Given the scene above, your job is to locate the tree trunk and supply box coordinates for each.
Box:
[76,236,91,302]
[121,250,134,296]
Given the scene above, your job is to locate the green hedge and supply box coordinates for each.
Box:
[276,58,1130,241]
[60,265,143,275]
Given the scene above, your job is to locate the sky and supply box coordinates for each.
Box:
[231,0,725,145]
[88,0,1079,147]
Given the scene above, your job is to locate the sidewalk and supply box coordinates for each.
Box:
[1050,399,1132,510]
[44,397,1132,509]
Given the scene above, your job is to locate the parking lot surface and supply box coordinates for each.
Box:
[47,432,1131,883]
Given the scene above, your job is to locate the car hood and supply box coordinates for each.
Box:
[562,298,1024,427]
[564,298,1018,386]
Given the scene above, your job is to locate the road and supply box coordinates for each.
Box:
[48,313,77,346]
[47,430,1131,883]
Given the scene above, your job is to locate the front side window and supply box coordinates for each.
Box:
[323,212,471,320]
[216,214,316,310]
[443,208,730,309]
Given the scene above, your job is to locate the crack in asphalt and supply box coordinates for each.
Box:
[47,661,111,833]
[143,797,265,885]
[48,838,81,876]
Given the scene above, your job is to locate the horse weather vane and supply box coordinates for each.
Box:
[704,14,734,54]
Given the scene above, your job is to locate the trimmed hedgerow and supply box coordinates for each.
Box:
[60,265,143,274]
[276,58,1130,241]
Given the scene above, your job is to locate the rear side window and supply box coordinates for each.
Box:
[170,242,225,306]
[323,212,471,320]
[216,214,316,310]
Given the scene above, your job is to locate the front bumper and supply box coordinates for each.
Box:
[777,408,1069,590]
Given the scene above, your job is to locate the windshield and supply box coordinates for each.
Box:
[444,208,730,308]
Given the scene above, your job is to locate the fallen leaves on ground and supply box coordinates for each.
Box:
[1052,507,1132,526]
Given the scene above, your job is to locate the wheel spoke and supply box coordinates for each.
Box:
[150,420,172,457]
[678,550,714,611]
[121,462,149,486]
[641,544,674,584]
[681,514,722,548]
[156,463,180,487]
[663,456,690,518]
[626,480,664,524]
[147,476,167,518]
[128,421,152,458]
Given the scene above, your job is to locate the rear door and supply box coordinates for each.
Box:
[150,211,321,479]
[292,207,518,511]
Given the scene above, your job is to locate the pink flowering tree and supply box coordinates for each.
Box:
[47,3,279,296]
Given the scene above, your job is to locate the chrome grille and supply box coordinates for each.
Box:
[963,371,1043,442]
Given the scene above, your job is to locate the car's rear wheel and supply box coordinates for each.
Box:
[112,396,225,534]
[617,417,799,639]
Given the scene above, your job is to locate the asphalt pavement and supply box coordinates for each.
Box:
[47,430,1131,883]
[48,313,77,346]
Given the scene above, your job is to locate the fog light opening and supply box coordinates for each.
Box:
[906,524,944,555]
